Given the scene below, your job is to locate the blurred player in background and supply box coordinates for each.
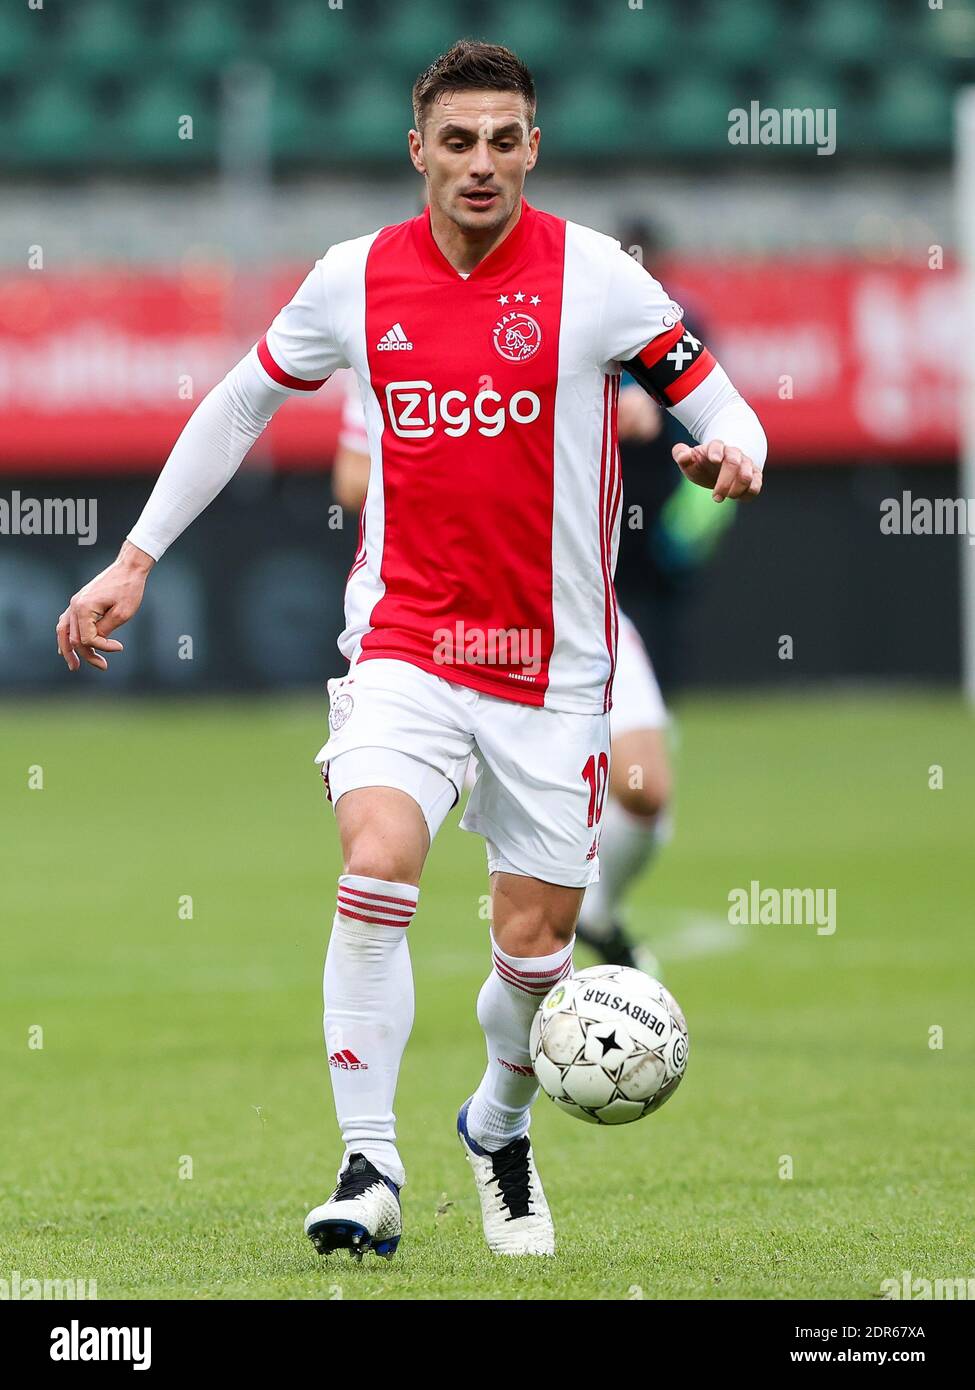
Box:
[574,221,744,971]
[572,354,674,972]
[613,219,739,693]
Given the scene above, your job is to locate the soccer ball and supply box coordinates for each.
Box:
[529,965,688,1125]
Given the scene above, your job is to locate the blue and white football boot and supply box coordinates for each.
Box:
[304,1152,402,1261]
[457,1099,555,1256]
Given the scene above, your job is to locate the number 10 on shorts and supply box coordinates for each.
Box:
[582,752,609,828]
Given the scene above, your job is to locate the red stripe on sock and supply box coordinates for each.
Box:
[338,907,412,928]
[492,952,571,981]
[337,893,414,920]
[493,960,561,995]
[340,885,419,910]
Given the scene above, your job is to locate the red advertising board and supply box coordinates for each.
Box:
[0,260,960,472]
[663,259,961,463]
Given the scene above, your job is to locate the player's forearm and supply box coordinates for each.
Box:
[126,350,285,561]
[669,364,768,469]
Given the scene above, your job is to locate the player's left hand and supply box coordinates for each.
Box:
[672,439,763,502]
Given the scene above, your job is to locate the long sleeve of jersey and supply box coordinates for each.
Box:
[667,361,768,471]
[126,351,285,560]
[600,245,768,471]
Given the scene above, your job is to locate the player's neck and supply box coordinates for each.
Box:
[428,199,524,276]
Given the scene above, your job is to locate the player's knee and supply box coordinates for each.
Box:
[343,838,421,888]
[495,906,576,958]
[611,728,671,821]
[614,767,671,821]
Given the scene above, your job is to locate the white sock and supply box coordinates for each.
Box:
[577,799,668,941]
[466,932,574,1152]
[323,873,418,1189]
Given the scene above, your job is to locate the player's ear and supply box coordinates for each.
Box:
[525,127,540,172]
[408,129,426,174]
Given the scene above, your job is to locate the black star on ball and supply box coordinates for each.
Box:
[597,1029,623,1056]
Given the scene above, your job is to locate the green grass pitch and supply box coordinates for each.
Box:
[2,691,973,1300]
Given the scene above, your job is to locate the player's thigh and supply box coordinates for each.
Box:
[609,726,671,819]
[610,612,670,818]
[611,613,668,735]
[463,699,610,891]
[334,784,432,886]
[316,659,474,878]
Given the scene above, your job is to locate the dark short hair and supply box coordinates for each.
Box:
[412,40,537,131]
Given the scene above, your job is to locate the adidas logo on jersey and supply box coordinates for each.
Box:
[329,1049,368,1070]
[377,322,413,351]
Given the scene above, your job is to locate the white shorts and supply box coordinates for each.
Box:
[459,609,667,795]
[611,611,667,737]
[315,658,610,888]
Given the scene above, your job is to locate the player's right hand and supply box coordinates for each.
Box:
[56,541,155,672]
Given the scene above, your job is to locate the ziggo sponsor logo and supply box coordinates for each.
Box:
[385,380,541,438]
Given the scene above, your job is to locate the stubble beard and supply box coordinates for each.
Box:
[443,186,518,238]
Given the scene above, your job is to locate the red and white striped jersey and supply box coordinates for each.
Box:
[253,198,710,714]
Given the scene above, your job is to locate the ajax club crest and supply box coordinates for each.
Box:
[329,692,354,731]
[492,311,542,363]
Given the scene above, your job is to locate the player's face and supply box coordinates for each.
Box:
[410,90,539,235]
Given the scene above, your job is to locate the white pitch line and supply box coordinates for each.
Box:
[650,911,750,962]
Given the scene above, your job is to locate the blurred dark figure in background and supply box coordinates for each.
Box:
[613,218,737,695]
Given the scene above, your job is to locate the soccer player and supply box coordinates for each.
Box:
[56,41,766,1260]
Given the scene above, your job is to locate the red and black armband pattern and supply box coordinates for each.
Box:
[623,321,716,407]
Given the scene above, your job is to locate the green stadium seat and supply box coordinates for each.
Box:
[765,69,846,118]
[268,0,359,76]
[483,1,566,73]
[164,0,250,76]
[60,1,150,79]
[111,79,214,164]
[0,4,41,79]
[13,79,101,166]
[762,69,853,153]
[372,0,463,79]
[652,75,741,156]
[767,68,846,106]
[804,0,888,67]
[698,0,784,69]
[871,66,954,153]
[328,76,412,161]
[268,83,319,163]
[542,76,632,158]
[911,0,975,72]
[585,1,678,77]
